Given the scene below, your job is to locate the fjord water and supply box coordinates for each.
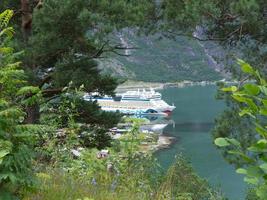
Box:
[155,85,246,200]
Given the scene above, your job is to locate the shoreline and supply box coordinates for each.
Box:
[116,79,238,91]
[153,135,176,150]
[139,134,176,153]
[115,79,238,151]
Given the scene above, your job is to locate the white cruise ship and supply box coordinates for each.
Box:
[117,88,162,100]
[84,88,175,116]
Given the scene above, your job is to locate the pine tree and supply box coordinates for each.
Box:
[1,0,157,123]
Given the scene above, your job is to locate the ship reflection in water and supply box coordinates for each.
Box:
[110,115,174,136]
[138,115,175,134]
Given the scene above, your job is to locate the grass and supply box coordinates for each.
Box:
[23,155,225,200]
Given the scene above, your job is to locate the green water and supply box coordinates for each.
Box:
[155,85,246,200]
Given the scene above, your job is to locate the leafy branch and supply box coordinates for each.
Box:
[215,59,267,199]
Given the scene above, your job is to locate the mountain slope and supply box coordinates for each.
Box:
[99,31,223,83]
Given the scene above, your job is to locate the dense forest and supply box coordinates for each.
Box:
[1,1,267,200]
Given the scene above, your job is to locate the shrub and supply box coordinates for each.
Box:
[215,59,267,199]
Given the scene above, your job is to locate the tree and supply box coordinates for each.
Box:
[0,0,157,123]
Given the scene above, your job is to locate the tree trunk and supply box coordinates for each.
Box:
[24,104,40,124]
[21,0,40,124]
[264,6,267,22]
[21,0,32,41]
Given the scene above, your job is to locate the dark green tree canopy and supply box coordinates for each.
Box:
[0,0,158,123]
[24,0,157,93]
[159,0,267,75]
[0,0,157,91]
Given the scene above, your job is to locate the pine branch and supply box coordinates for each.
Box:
[166,27,241,42]
[42,88,63,98]
[90,41,138,58]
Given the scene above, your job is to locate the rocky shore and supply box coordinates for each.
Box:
[154,135,176,150]
[139,134,176,153]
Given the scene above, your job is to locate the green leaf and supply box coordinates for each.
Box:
[237,59,255,74]
[248,147,267,153]
[248,140,267,153]
[0,173,9,181]
[232,95,250,103]
[256,70,267,85]
[236,168,247,175]
[257,139,267,145]
[232,95,258,112]
[0,27,14,38]
[0,150,9,165]
[262,99,267,107]
[259,86,267,95]
[244,177,259,185]
[227,138,241,147]
[260,163,267,172]
[255,123,267,138]
[246,166,262,178]
[0,99,8,108]
[221,86,237,92]
[260,107,267,116]
[228,150,255,163]
[17,86,40,96]
[214,137,230,147]
[239,108,254,118]
[0,47,13,54]
[0,150,9,159]
[243,84,260,96]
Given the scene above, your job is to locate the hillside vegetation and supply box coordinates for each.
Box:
[99,31,223,82]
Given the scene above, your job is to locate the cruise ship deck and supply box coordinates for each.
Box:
[97,100,152,109]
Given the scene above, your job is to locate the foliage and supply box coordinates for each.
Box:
[39,83,120,153]
[246,188,259,200]
[155,155,224,200]
[160,0,267,74]
[24,0,156,89]
[1,0,157,126]
[212,96,256,167]
[24,154,224,200]
[215,60,267,199]
[160,0,215,32]
[0,103,35,199]
[5,121,226,199]
[22,121,224,200]
[0,9,41,199]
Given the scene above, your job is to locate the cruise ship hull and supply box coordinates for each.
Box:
[83,89,176,116]
[89,98,175,116]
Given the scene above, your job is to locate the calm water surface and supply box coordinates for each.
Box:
[155,85,246,200]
